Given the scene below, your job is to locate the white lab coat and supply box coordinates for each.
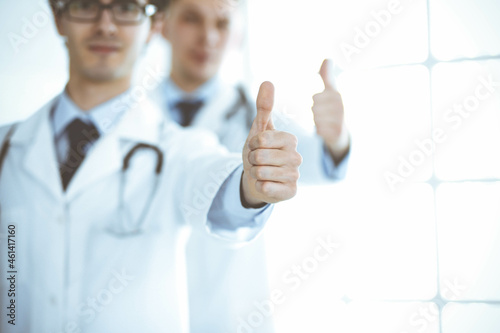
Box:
[150,82,346,333]
[0,96,259,333]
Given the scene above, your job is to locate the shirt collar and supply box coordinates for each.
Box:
[163,76,220,108]
[52,88,130,138]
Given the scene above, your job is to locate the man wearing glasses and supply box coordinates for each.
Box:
[0,0,301,332]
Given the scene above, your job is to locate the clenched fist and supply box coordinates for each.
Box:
[312,59,350,163]
[241,81,302,207]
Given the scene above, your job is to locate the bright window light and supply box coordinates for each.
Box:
[442,303,500,333]
[430,0,500,60]
[432,60,500,181]
[341,301,440,333]
[437,183,500,301]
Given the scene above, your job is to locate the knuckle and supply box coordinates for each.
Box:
[248,151,255,164]
[257,132,269,147]
[254,150,266,165]
[255,166,266,180]
[288,134,298,148]
[296,153,303,166]
[263,131,274,143]
[260,181,273,196]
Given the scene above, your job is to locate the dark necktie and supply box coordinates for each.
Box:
[175,100,204,127]
[60,119,100,190]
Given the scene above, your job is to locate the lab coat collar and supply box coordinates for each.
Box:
[52,89,129,139]
[9,94,166,202]
[9,96,64,202]
[150,79,240,132]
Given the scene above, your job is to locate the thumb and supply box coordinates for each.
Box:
[251,81,275,135]
[319,59,337,91]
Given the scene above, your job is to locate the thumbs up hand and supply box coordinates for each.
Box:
[312,59,350,163]
[241,81,302,207]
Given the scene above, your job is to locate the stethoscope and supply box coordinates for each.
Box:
[114,142,164,236]
[0,115,164,238]
[224,84,255,131]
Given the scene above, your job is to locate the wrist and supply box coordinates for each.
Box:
[326,124,350,163]
[240,171,267,208]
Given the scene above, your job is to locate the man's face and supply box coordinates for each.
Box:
[55,0,157,82]
[162,0,236,85]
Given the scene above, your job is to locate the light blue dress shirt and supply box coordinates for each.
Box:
[52,90,128,164]
[51,89,272,227]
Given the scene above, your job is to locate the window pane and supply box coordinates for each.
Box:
[330,0,429,69]
[247,0,428,86]
[437,183,500,301]
[341,65,432,187]
[442,303,500,332]
[430,0,500,60]
[264,183,436,328]
[340,302,440,333]
[342,184,437,300]
[432,60,500,181]
[268,185,438,301]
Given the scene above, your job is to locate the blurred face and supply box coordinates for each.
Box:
[55,0,157,82]
[162,0,236,85]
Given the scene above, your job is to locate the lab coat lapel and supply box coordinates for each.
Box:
[150,82,174,123]
[65,99,164,201]
[10,98,64,201]
[192,82,240,132]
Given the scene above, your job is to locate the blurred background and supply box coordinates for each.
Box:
[1,0,500,332]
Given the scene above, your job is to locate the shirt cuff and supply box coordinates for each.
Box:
[207,165,273,243]
[321,143,350,180]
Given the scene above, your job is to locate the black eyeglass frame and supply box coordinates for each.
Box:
[54,0,158,25]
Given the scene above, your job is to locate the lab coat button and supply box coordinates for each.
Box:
[50,296,57,306]
[57,215,65,224]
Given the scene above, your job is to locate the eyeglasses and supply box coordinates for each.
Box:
[55,0,158,25]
